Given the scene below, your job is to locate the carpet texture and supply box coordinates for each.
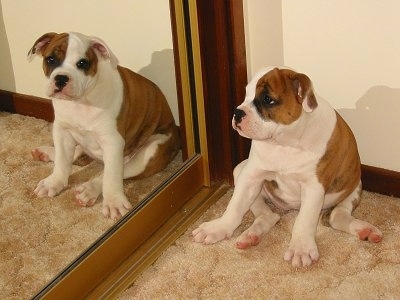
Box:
[0,112,182,299]
[119,188,400,298]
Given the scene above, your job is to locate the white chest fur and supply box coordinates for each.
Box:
[53,99,122,160]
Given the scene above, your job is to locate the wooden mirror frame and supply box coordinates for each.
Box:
[8,0,249,298]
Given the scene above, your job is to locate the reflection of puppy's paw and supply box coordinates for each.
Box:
[34,175,66,197]
[284,238,319,268]
[74,181,101,207]
[192,218,234,244]
[31,147,54,162]
[102,194,132,220]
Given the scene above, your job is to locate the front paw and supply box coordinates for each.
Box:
[34,175,67,197]
[192,218,235,244]
[284,238,319,267]
[102,193,132,220]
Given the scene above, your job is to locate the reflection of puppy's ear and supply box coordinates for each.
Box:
[27,32,58,62]
[88,36,119,69]
[291,73,318,113]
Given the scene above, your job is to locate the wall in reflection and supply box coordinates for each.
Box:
[1,0,179,123]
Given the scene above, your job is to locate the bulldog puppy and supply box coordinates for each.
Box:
[193,67,382,267]
[28,32,180,220]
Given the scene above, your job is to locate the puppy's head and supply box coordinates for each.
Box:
[232,67,318,140]
[28,32,119,100]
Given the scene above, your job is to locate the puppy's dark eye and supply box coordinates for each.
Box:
[262,94,277,106]
[76,58,90,71]
[45,56,58,66]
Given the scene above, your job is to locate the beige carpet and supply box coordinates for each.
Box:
[0,112,182,299]
[119,188,400,298]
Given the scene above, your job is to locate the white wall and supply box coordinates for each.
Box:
[243,0,284,76]
[1,0,179,124]
[244,0,400,172]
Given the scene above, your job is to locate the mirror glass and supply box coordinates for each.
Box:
[0,1,190,298]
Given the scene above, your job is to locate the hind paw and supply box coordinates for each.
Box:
[357,227,383,243]
[31,147,54,162]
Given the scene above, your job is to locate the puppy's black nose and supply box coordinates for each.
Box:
[233,108,246,123]
[54,74,69,90]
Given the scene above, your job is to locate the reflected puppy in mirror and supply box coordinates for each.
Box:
[28,32,180,220]
[193,67,382,267]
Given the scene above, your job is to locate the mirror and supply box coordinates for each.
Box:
[0,1,198,298]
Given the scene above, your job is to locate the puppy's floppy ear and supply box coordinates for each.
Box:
[27,32,57,62]
[88,36,119,69]
[291,73,318,113]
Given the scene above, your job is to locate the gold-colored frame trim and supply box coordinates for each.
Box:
[33,1,213,298]
[172,0,196,157]
[187,0,210,186]
[172,0,210,185]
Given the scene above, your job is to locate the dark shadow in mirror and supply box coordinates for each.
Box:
[139,49,179,125]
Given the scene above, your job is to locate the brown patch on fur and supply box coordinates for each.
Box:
[28,32,69,77]
[254,68,317,124]
[317,112,361,204]
[116,66,180,177]
[289,72,318,111]
[83,47,98,77]
[28,32,58,56]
